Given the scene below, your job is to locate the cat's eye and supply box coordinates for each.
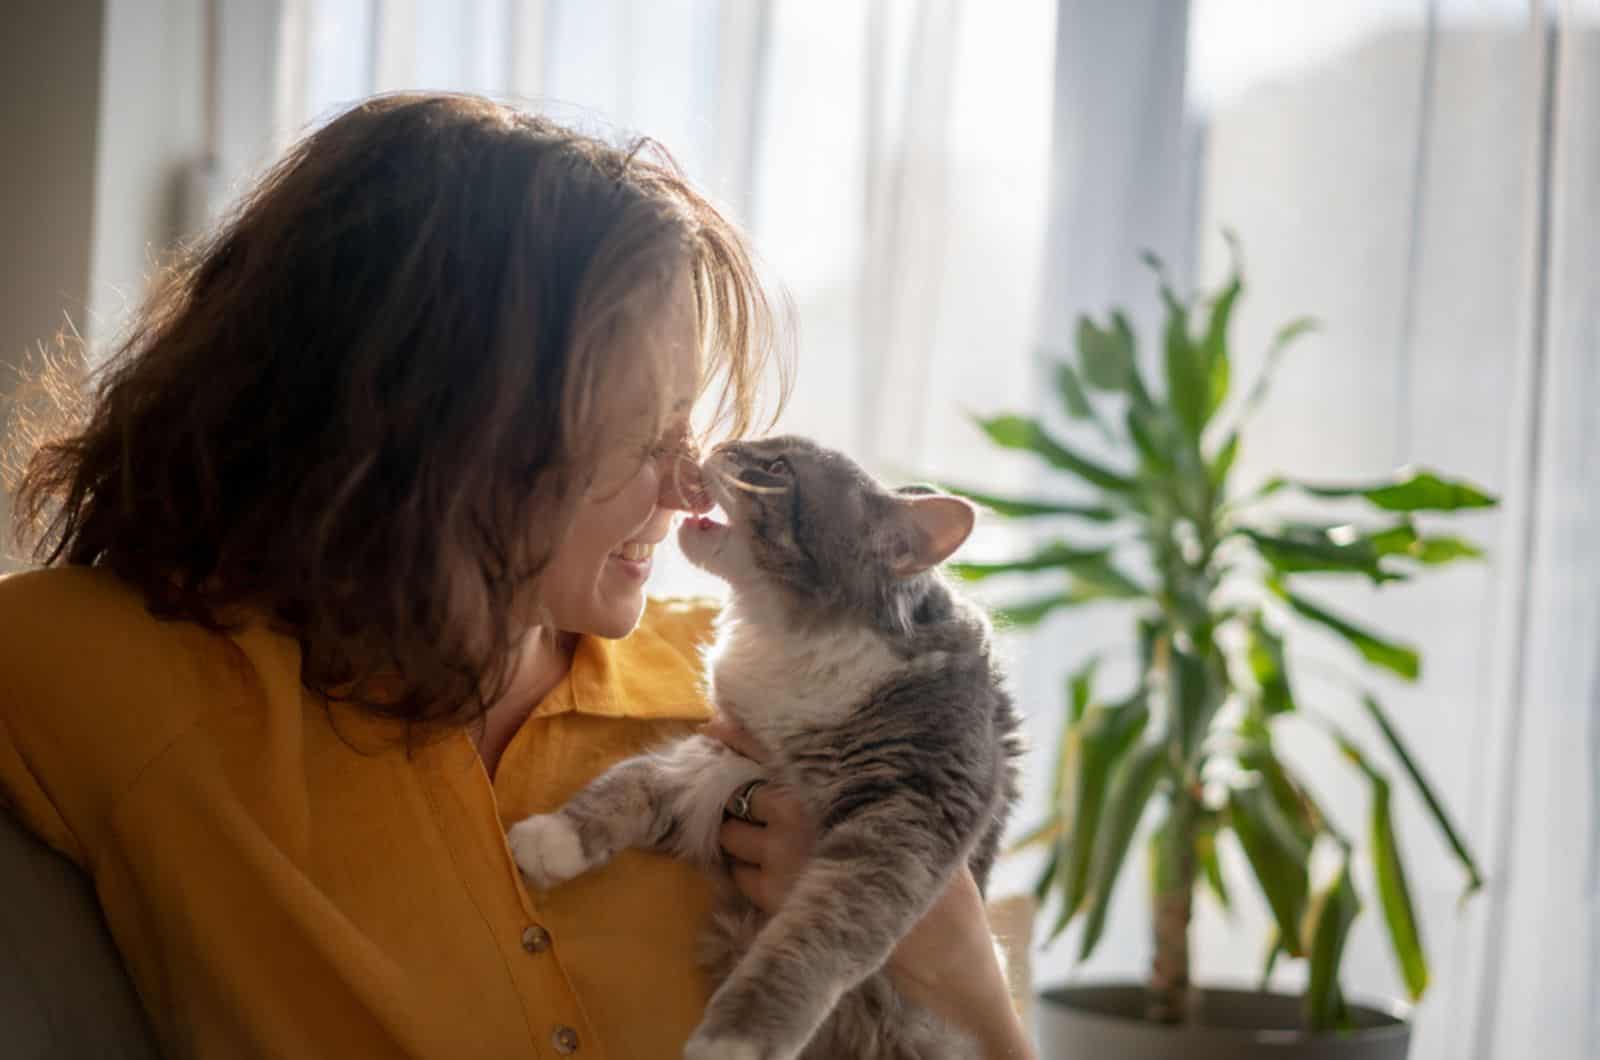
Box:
[765,457,791,476]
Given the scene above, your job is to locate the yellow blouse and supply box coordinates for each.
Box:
[0,566,720,1059]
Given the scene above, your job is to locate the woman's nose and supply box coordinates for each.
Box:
[657,451,712,513]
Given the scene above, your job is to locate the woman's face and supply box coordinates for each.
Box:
[536,273,709,639]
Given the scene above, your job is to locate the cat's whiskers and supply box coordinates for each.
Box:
[707,464,788,498]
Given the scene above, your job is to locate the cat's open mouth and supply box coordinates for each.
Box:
[678,503,733,572]
[686,508,730,535]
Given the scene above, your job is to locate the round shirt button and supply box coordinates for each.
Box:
[551,1025,580,1054]
[521,925,551,954]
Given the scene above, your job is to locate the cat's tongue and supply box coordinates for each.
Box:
[690,506,729,531]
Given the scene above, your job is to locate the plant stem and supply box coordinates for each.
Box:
[1145,468,1219,1026]
[1148,787,1199,1023]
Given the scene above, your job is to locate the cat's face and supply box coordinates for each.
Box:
[678,436,973,614]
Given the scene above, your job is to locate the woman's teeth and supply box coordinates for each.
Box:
[615,542,653,562]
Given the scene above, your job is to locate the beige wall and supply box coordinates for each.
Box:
[0,0,255,571]
[1,0,106,378]
[87,0,205,351]
[0,1,107,568]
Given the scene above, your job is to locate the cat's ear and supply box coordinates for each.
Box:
[888,494,975,577]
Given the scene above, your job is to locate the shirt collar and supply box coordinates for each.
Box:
[529,620,713,723]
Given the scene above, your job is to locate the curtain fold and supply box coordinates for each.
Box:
[1184,5,1598,1059]
[1457,10,1600,1059]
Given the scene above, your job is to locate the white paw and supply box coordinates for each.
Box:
[682,1034,764,1060]
[507,814,588,889]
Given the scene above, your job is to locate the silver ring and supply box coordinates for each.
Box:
[726,779,768,825]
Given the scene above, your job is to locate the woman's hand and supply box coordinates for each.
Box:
[700,717,816,914]
[700,716,1037,1059]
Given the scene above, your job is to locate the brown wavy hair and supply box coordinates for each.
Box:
[7,92,786,731]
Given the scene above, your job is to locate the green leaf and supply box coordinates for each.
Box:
[1078,741,1169,959]
[1243,526,1406,585]
[956,550,1146,611]
[1053,359,1097,420]
[1070,556,1148,599]
[1173,644,1222,760]
[1365,521,1485,565]
[1137,615,1166,675]
[1209,433,1240,494]
[1068,656,1099,726]
[1238,732,1327,846]
[1161,286,1209,442]
[939,483,1121,522]
[1411,536,1485,563]
[1197,826,1231,912]
[993,593,1077,628]
[1361,694,1484,897]
[1288,468,1499,512]
[1247,614,1295,715]
[1304,859,1360,1031]
[1054,694,1151,938]
[950,543,1112,581]
[1201,243,1243,420]
[1126,403,1178,475]
[1032,840,1062,902]
[1077,315,1138,393]
[1276,584,1421,682]
[975,414,1136,494]
[1370,774,1429,999]
[1111,311,1154,407]
[1260,929,1285,989]
[1229,783,1311,958]
[1006,815,1064,856]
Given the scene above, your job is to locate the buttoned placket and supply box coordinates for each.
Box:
[419,726,607,1060]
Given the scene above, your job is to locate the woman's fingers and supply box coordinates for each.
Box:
[718,817,769,865]
[718,783,818,914]
[726,778,787,826]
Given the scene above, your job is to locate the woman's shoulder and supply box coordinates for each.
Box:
[0,565,263,677]
[0,567,289,799]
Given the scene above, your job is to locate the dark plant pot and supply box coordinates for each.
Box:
[1036,983,1411,1060]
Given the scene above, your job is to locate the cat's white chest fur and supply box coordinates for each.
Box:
[707,615,900,747]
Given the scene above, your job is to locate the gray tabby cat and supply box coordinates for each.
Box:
[507,436,1024,1060]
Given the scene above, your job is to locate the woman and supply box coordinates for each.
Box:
[1,94,1033,1058]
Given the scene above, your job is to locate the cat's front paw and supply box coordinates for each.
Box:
[682,1032,767,1060]
[507,814,590,889]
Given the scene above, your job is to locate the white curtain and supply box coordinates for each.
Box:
[1015,3,1598,1059]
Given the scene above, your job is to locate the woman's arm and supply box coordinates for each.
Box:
[704,719,1038,1060]
[884,866,1036,1060]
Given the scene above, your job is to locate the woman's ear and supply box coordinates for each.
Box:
[888,494,976,577]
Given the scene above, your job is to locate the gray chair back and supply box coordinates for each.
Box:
[0,810,160,1058]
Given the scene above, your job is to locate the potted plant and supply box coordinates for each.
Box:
[949,245,1491,1058]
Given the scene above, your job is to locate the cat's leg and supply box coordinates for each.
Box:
[509,734,763,889]
[682,811,960,1060]
[507,753,674,888]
